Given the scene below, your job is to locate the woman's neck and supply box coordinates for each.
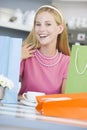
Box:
[39,47,57,57]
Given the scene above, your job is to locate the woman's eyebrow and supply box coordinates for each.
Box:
[36,20,51,23]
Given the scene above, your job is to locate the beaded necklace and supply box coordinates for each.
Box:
[35,50,62,67]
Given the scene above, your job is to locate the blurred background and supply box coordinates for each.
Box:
[0,0,87,48]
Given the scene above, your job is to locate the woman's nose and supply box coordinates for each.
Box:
[39,25,46,31]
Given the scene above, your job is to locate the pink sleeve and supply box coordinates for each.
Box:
[20,60,25,78]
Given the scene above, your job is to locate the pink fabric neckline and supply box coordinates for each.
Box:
[35,49,62,67]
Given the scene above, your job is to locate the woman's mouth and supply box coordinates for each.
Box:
[39,34,48,39]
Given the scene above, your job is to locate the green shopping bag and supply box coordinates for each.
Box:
[65,45,87,93]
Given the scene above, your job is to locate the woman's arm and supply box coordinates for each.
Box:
[61,79,67,93]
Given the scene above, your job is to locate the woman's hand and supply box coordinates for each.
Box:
[18,95,23,101]
[21,44,36,60]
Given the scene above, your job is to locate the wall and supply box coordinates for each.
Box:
[52,1,87,46]
[0,0,51,11]
[0,0,51,39]
[0,0,87,41]
[52,1,87,22]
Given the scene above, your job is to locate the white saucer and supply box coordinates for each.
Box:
[20,100,37,107]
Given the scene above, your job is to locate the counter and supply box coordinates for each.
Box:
[0,103,87,130]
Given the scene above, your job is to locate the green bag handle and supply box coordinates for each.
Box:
[75,47,87,75]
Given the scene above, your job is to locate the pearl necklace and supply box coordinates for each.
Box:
[36,49,59,60]
[35,50,62,67]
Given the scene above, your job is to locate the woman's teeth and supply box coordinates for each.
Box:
[40,35,47,38]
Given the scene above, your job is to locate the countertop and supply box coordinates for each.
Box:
[0,103,87,130]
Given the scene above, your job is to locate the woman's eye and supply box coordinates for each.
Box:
[36,23,41,26]
[46,23,51,26]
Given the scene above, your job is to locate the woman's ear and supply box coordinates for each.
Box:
[57,24,64,34]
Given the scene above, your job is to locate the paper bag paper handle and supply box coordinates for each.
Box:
[75,47,87,75]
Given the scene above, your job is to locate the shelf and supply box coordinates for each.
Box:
[68,28,87,31]
[0,21,31,32]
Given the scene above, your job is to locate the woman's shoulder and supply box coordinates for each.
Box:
[58,53,70,71]
[21,56,37,67]
[21,56,34,62]
[60,52,70,63]
[60,52,70,59]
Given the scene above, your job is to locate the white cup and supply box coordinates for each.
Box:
[22,91,45,103]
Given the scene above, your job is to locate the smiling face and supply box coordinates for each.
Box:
[34,11,61,48]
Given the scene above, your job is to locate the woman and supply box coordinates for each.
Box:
[18,5,70,99]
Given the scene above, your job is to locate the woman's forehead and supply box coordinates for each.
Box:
[36,12,55,21]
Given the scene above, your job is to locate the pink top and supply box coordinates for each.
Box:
[18,50,70,95]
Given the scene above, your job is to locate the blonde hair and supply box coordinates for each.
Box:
[23,5,70,56]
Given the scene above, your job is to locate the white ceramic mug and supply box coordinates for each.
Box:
[22,91,45,103]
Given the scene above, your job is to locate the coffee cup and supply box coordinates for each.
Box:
[22,91,45,103]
